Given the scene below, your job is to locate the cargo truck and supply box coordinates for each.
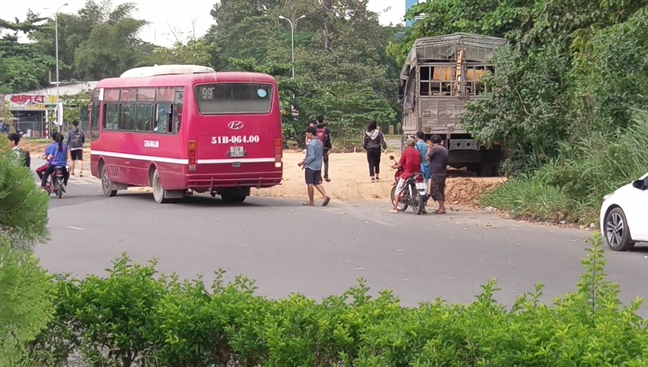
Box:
[397,33,508,176]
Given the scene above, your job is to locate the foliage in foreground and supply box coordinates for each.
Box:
[0,140,53,364]
[24,234,648,366]
[482,109,648,224]
[0,241,55,365]
[0,141,50,250]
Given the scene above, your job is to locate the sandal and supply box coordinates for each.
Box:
[390,209,399,213]
[79,172,83,177]
[322,197,331,207]
[302,202,314,206]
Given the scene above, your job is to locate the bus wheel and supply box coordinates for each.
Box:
[100,164,117,197]
[151,169,170,204]
[221,191,246,204]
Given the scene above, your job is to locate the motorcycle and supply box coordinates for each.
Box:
[45,165,68,199]
[389,155,427,215]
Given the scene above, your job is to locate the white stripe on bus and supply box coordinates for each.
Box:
[91,151,277,165]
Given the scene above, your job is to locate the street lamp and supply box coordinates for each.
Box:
[278,14,305,79]
[55,3,68,130]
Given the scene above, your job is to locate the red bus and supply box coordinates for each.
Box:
[89,65,283,204]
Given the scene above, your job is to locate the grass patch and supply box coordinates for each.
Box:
[483,108,648,225]
[482,177,590,223]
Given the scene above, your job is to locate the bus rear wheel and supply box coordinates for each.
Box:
[151,169,170,204]
[100,164,117,197]
[220,188,248,203]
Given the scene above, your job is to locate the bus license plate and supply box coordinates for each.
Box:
[230,146,245,158]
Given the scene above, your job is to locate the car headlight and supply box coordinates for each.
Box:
[603,193,613,201]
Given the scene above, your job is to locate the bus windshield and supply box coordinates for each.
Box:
[195,83,273,115]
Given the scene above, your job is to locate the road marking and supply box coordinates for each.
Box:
[66,226,84,231]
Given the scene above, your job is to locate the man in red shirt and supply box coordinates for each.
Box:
[391,137,422,213]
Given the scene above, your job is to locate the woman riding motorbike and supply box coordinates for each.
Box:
[39,133,70,190]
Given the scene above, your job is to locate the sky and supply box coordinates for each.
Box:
[2,0,408,47]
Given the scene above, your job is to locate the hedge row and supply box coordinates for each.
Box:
[24,234,648,366]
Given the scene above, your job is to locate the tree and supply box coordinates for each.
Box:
[205,0,399,148]
[0,12,55,93]
[73,2,149,80]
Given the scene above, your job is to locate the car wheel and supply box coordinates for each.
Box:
[605,207,634,251]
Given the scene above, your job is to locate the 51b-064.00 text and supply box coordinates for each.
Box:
[211,136,260,144]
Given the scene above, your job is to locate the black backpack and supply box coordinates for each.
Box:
[69,128,84,149]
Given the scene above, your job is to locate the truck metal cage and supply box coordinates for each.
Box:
[398,33,509,102]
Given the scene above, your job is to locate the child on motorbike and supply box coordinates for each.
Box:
[39,133,70,190]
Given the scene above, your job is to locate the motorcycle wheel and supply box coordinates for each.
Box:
[390,185,408,212]
[415,191,426,215]
[409,184,420,213]
[55,184,63,199]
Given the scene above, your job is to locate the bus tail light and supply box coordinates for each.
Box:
[274,138,282,169]
[188,140,197,171]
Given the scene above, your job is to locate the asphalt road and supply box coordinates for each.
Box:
[34,160,648,314]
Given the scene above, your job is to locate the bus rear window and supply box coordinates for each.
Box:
[195,83,273,115]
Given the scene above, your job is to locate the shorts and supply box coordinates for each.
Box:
[395,177,406,197]
[70,149,83,161]
[305,168,322,185]
[431,173,447,202]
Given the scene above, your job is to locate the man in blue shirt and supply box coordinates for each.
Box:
[298,126,331,206]
[415,131,430,175]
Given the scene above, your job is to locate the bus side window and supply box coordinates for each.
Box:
[155,104,170,133]
[104,104,120,130]
[173,89,184,133]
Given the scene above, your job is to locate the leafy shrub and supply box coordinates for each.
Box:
[0,141,49,250]
[0,241,55,366]
[0,140,53,365]
[25,234,648,366]
[484,109,648,224]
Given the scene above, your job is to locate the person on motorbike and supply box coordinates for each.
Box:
[36,133,59,181]
[390,137,422,213]
[40,133,70,190]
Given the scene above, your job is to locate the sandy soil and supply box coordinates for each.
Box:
[253,150,506,207]
[23,141,505,207]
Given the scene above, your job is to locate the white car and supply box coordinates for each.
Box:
[600,173,648,251]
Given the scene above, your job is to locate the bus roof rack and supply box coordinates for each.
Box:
[120,64,216,78]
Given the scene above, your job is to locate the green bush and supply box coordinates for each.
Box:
[0,241,55,366]
[0,139,53,364]
[25,234,648,366]
[483,108,648,224]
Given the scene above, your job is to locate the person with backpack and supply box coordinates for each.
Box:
[362,120,387,182]
[7,132,30,169]
[67,120,86,177]
[314,115,332,182]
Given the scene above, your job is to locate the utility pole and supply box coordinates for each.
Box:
[55,3,68,132]
[278,15,305,79]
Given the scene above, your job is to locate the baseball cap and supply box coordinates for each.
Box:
[406,137,416,146]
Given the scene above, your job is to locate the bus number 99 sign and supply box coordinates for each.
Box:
[200,87,214,100]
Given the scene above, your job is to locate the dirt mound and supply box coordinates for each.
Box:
[252,152,506,207]
[444,177,506,207]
